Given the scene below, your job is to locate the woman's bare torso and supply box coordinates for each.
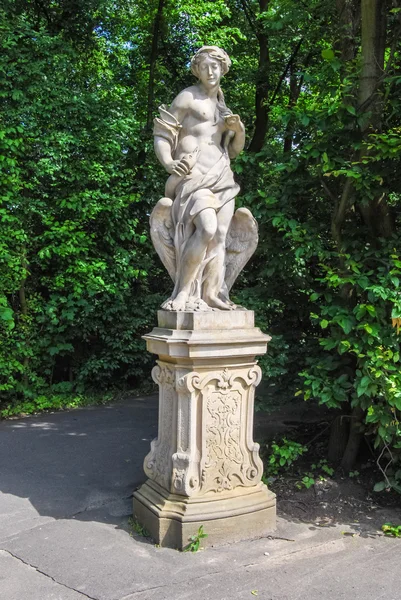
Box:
[174,86,227,174]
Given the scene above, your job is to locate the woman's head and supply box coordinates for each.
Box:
[191,46,232,118]
[190,46,231,80]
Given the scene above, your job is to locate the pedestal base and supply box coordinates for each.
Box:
[134,310,277,548]
[133,480,276,549]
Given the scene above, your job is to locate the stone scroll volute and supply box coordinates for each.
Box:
[143,364,176,491]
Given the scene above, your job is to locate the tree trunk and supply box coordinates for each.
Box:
[341,406,365,471]
[327,1,360,246]
[335,0,360,63]
[248,0,270,152]
[328,414,350,464]
[146,0,165,129]
[358,0,384,128]
[329,1,393,468]
[358,0,394,237]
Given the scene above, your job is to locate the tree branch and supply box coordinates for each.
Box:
[239,0,258,37]
[267,38,303,109]
[331,177,353,249]
[320,177,337,203]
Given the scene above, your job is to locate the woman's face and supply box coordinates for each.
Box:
[197,56,222,89]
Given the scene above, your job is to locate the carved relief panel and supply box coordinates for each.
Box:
[180,366,264,497]
[143,361,264,499]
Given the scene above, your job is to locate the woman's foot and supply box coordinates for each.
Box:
[170,291,189,311]
[204,294,233,310]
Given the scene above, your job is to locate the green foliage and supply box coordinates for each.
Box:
[182,525,208,552]
[318,461,335,477]
[348,471,360,478]
[301,245,401,425]
[128,517,151,538]
[0,391,112,418]
[264,437,336,490]
[265,438,308,476]
[382,523,401,538]
[236,0,401,476]
[0,5,163,413]
[295,459,335,489]
[298,476,315,490]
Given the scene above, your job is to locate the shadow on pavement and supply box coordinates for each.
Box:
[0,396,158,528]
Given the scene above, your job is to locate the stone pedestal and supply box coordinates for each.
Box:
[133,310,276,548]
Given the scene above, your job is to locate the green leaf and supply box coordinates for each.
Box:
[0,306,14,322]
[338,317,353,334]
[393,397,401,411]
[321,48,335,60]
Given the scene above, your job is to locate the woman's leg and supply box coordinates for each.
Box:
[171,207,217,310]
[202,200,235,310]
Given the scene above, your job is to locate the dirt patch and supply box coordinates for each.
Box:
[254,401,401,536]
[272,472,401,536]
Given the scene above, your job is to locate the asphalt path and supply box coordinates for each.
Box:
[0,397,400,600]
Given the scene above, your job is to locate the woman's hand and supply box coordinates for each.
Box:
[224,114,244,134]
[166,148,199,176]
[166,160,187,175]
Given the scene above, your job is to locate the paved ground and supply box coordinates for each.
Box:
[1,397,400,600]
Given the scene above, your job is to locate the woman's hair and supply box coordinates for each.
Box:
[190,46,232,118]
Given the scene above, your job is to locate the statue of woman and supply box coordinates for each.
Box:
[151,46,258,312]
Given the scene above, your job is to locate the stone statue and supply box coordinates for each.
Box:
[151,45,258,312]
